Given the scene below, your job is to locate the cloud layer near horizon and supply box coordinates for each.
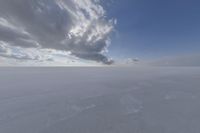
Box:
[0,0,115,64]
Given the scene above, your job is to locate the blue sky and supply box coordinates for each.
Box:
[105,0,200,60]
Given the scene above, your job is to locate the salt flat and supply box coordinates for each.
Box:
[0,67,200,133]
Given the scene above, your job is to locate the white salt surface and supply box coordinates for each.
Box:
[0,67,200,133]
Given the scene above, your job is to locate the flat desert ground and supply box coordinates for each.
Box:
[0,67,200,133]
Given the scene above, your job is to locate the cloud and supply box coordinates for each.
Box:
[0,0,115,64]
[113,58,141,66]
[126,58,140,64]
[0,41,70,62]
[0,42,7,53]
[0,41,40,60]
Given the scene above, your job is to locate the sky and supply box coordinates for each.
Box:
[0,0,200,66]
[106,0,200,60]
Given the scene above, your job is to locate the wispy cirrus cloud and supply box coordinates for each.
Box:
[0,0,116,65]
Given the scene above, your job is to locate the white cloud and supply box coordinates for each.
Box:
[0,41,74,62]
[0,0,115,65]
